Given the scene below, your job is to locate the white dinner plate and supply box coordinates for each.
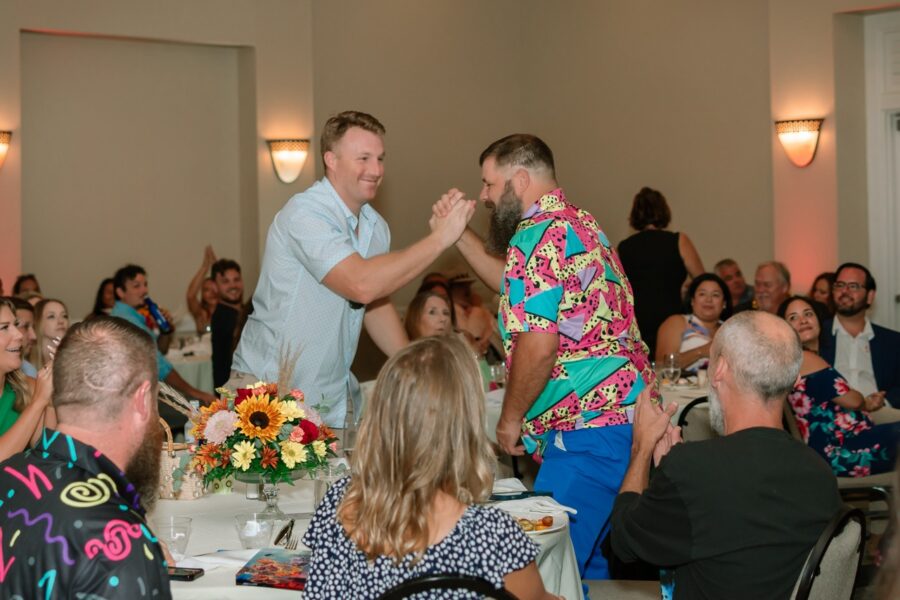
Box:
[510,511,567,535]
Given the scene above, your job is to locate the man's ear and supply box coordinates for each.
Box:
[131,380,154,424]
[867,289,876,308]
[323,150,337,174]
[711,355,728,388]
[115,286,124,301]
[511,168,530,195]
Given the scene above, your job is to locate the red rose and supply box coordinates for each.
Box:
[235,388,253,405]
[297,419,319,444]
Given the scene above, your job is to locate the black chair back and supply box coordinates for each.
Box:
[792,506,865,600]
[378,574,518,599]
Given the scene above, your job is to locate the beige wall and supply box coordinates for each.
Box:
[768,0,900,293]
[0,0,315,319]
[522,0,772,276]
[313,0,774,308]
[21,33,243,320]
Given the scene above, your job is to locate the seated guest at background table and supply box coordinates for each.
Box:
[186,245,219,334]
[29,298,69,370]
[611,311,841,599]
[819,262,900,408]
[210,258,246,389]
[303,335,559,600]
[111,264,215,422]
[403,290,453,340]
[0,297,55,462]
[12,272,41,297]
[779,296,897,476]
[618,187,704,355]
[734,260,791,314]
[86,276,116,319]
[809,271,835,315]
[714,258,753,306]
[655,273,731,373]
[0,317,171,598]
[10,296,38,377]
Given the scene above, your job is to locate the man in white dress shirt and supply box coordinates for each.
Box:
[232,111,474,426]
[820,262,900,409]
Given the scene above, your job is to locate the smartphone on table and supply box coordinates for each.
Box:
[168,566,205,581]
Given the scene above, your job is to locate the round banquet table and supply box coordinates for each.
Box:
[152,479,583,600]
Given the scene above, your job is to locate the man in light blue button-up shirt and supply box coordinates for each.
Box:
[233,111,474,427]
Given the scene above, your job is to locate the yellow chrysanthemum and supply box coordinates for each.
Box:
[280,440,307,469]
[312,440,327,459]
[279,400,305,422]
[236,394,286,442]
[231,440,257,471]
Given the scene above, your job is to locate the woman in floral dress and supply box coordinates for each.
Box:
[779,296,900,476]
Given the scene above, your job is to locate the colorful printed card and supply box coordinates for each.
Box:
[235,547,310,590]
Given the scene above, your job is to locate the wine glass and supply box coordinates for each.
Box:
[489,364,507,388]
[661,353,681,385]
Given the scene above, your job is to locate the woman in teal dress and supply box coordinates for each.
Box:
[779,296,899,476]
[0,297,54,462]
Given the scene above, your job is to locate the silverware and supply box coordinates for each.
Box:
[286,535,298,550]
[273,519,294,547]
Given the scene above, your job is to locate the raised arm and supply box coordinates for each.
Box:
[363,297,408,357]
[678,232,705,278]
[322,199,475,305]
[186,245,216,325]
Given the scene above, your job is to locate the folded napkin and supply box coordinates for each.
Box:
[495,496,577,516]
[177,549,259,570]
[492,478,528,494]
[485,389,505,406]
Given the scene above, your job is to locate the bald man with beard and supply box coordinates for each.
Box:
[0,317,171,598]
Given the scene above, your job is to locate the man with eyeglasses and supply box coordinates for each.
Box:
[819,262,900,408]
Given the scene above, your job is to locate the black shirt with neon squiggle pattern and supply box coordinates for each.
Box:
[0,428,171,599]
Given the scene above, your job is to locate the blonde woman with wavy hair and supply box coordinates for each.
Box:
[303,334,559,599]
[0,297,55,462]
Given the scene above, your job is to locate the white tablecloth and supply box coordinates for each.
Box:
[167,335,214,393]
[152,479,582,599]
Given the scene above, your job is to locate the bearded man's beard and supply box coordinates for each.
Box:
[485,181,524,256]
[126,416,164,513]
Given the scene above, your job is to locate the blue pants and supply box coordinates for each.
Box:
[533,425,633,584]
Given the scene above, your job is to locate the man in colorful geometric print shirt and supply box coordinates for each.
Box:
[435,134,655,581]
[0,317,171,598]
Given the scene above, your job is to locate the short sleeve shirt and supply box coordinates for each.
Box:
[233,177,390,427]
[302,477,539,599]
[110,301,173,380]
[498,189,654,456]
[0,428,171,598]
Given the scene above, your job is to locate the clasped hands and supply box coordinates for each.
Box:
[429,188,476,245]
[632,390,682,467]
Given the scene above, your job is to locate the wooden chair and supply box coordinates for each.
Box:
[378,574,518,600]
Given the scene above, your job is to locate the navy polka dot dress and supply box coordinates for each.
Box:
[302,477,539,599]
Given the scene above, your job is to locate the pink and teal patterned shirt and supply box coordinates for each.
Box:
[499,189,655,457]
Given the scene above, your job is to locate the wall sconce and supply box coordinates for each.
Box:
[775,119,823,168]
[267,139,309,184]
[0,131,11,171]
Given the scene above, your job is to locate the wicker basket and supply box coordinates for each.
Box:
[158,418,206,501]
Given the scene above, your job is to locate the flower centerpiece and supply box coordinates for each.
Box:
[184,381,339,514]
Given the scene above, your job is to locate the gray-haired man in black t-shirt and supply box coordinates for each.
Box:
[611,311,840,599]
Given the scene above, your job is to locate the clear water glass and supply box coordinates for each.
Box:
[152,516,192,561]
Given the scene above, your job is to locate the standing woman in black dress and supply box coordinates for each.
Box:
[617,187,704,356]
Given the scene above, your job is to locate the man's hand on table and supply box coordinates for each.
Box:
[496,415,525,456]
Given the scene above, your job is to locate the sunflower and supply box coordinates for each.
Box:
[236,394,286,442]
